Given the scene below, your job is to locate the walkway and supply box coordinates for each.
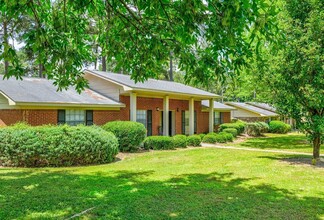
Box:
[201,143,323,157]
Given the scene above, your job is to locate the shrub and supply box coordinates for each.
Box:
[102,121,146,152]
[256,122,270,133]
[219,132,234,142]
[219,123,245,134]
[172,135,187,148]
[202,134,218,144]
[199,133,206,140]
[187,135,202,146]
[0,125,119,167]
[222,128,238,137]
[245,123,262,136]
[269,121,291,134]
[143,136,174,150]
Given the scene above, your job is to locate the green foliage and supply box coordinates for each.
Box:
[245,123,263,137]
[143,136,174,150]
[220,121,246,135]
[0,0,278,90]
[269,121,291,134]
[202,134,219,144]
[187,135,202,147]
[172,135,187,148]
[102,121,146,152]
[219,132,234,142]
[199,133,206,140]
[0,125,118,167]
[222,128,238,137]
[256,122,270,133]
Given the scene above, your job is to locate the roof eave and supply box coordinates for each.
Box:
[15,102,126,108]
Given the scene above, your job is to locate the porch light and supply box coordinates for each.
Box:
[156,107,160,111]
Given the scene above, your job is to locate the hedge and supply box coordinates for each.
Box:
[0,125,119,167]
[256,122,270,133]
[245,123,262,136]
[199,133,206,140]
[172,135,187,148]
[203,132,232,143]
[222,128,238,137]
[143,136,174,150]
[187,135,202,146]
[219,121,246,134]
[269,121,291,134]
[102,121,146,152]
[219,132,234,142]
[202,134,218,144]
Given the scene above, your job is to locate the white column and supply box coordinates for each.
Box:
[163,96,169,136]
[209,98,214,133]
[130,92,137,122]
[189,98,194,135]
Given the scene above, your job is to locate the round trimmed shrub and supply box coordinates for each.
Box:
[187,135,202,147]
[269,121,291,134]
[0,125,119,167]
[143,136,174,150]
[199,133,206,140]
[202,134,218,144]
[219,122,245,134]
[102,121,146,152]
[219,132,234,142]
[172,135,187,148]
[245,123,262,136]
[222,128,238,137]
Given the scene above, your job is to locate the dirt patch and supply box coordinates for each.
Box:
[281,157,324,168]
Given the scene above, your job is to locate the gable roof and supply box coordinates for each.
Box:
[246,102,277,113]
[201,100,236,111]
[225,102,278,117]
[85,70,219,98]
[0,76,124,107]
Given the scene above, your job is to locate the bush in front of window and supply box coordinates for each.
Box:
[187,135,202,147]
[0,124,119,167]
[102,121,146,152]
[269,121,291,134]
[199,133,206,140]
[172,135,187,148]
[222,128,238,137]
[143,136,175,150]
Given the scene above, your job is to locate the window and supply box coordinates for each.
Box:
[214,111,222,125]
[136,110,152,136]
[182,111,197,135]
[57,110,93,126]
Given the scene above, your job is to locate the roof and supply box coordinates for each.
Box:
[201,100,236,111]
[85,70,219,98]
[0,76,124,107]
[246,102,277,113]
[225,102,278,117]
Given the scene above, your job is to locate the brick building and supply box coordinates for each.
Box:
[0,70,233,135]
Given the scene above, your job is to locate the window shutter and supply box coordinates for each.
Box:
[220,112,223,124]
[86,110,93,125]
[147,110,152,136]
[58,110,65,124]
[181,110,185,134]
[194,111,197,134]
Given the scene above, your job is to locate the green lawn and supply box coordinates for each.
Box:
[228,132,314,153]
[1,143,323,220]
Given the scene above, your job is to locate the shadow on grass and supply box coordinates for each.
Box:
[258,155,324,168]
[0,169,323,219]
[237,134,312,151]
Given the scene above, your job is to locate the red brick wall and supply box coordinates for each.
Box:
[93,95,210,135]
[0,109,57,126]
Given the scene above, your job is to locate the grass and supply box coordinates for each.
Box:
[228,132,314,153]
[1,145,323,219]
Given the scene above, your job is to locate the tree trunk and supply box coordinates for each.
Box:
[313,135,321,161]
[3,19,9,75]
[102,56,106,71]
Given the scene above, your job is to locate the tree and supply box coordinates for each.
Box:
[256,0,323,162]
[0,0,278,92]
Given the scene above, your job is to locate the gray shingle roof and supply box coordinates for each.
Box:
[0,76,124,107]
[86,70,219,98]
[246,102,277,113]
[201,100,236,111]
[225,102,278,117]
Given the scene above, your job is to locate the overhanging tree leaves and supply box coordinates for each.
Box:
[0,0,278,91]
